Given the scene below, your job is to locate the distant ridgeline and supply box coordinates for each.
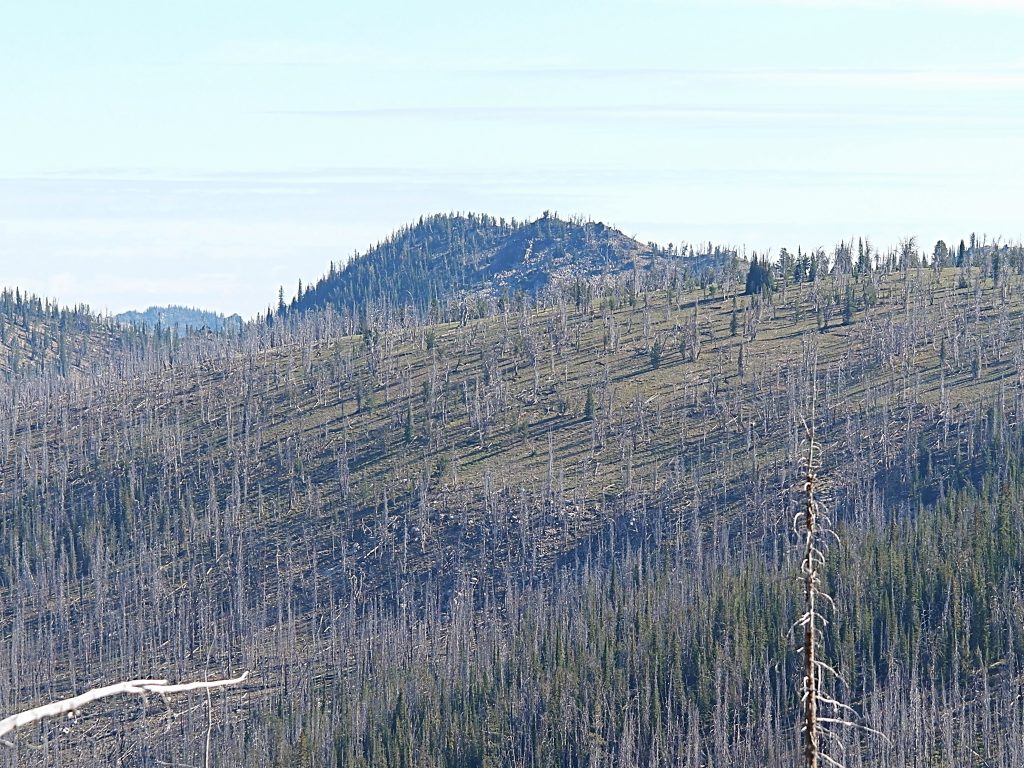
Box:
[276,212,738,324]
[115,305,243,334]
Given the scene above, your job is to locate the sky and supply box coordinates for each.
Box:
[1,0,1022,319]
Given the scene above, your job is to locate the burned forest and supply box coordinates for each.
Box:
[2,216,1024,766]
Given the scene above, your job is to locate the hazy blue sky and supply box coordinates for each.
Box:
[2,0,1022,318]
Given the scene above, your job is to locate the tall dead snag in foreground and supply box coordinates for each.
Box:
[798,424,826,768]
[796,423,870,766]
[796,425,883,768]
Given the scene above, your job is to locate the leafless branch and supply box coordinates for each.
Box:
[0,672,250,742]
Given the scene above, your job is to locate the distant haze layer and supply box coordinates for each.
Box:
[1,0,1021,316]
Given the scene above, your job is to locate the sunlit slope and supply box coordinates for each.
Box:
[3,267,1017,596]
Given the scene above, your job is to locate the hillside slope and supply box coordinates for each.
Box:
[2,252,1024,764]
[0,287,174,381]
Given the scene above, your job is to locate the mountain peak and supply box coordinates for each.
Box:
[287,212,656,318]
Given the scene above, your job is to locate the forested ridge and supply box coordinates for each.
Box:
[0,288,178,380]
[114,305,243,335]
[2,220,1024,765]
[281,212,706,323]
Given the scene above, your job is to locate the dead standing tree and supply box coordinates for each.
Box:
[797,423,828,768]
[796,424,883,768]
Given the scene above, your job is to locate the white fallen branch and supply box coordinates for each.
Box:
[0,672,250,741]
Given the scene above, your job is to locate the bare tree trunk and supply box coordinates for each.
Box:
[802,430,820,768]
[0,672,249,741]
